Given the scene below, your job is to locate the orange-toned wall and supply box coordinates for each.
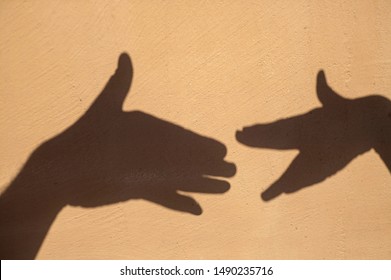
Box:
[1,0,390,259]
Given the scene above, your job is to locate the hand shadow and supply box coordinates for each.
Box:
[236,70,390,201]
[0,53,236,259]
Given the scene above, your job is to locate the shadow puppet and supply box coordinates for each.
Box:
[236,70,390,201]
[0,53,236,259]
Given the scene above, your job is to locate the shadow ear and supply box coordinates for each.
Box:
[316,70,345,106]
[84,52,133,117]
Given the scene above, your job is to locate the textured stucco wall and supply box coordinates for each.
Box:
[1,0,390,259]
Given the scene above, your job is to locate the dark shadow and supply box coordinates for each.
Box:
[0,53,236,259]
[236,70,391,201]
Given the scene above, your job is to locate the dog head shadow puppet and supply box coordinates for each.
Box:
[237,70,390,201]
[0,53,236,259]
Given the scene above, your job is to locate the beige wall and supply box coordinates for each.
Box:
[1,0,390,259]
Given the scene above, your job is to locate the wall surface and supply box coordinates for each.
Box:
[1,0,390,259]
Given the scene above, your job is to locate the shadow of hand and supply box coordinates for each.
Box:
[236,70,390,201]
[0,53,235,259]
[24,53,236,214]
